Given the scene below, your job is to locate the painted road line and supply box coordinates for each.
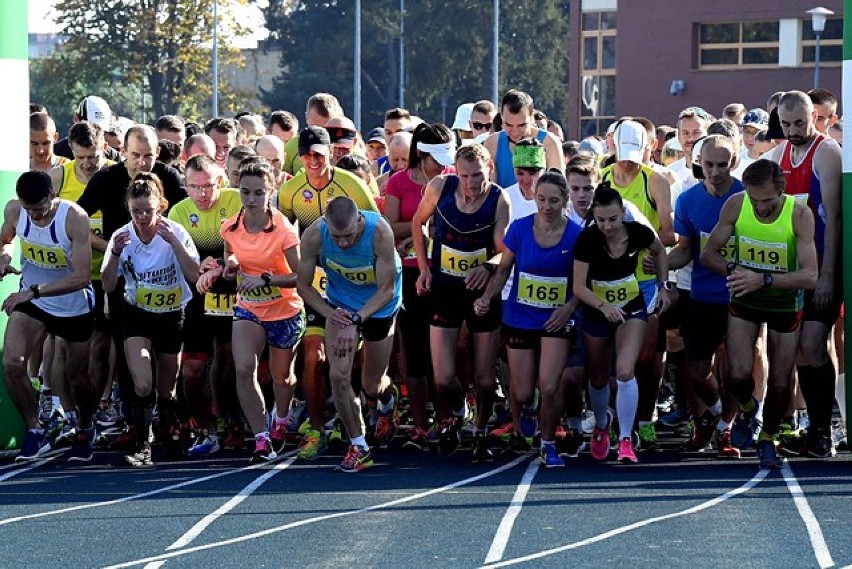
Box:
[0,450,298,527]
[481,468,769,568]
[104,453,534,568]
[0,458,52,482]
[167,455,298,550]
[781,459,835,569]
[484,457,540,563]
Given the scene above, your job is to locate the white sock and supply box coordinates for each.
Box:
[351,435,369,450]
[709,399,723,416]
[717,418,732,432]
[589,383,611,430]
[616,378,639,440]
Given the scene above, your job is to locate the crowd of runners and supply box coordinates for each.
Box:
[3,85,847,472]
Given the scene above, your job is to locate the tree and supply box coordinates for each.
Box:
[49,0,253,121]
[261,0,570,129]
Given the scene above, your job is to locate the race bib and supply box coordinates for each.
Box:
[792,193,809,205]
[737,236,787,272]
[313,267,328,298]
[517,272,567,309]
[89,218,103,238]
[21,241,68,269]
[700,231,737,260]
[440,245,486,277]
[591,275,640,308]
[135,286,182,312]
[237,274,282,303]
[204,292,236,317]
[326,258,376,285]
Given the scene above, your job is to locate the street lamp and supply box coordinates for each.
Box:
[806,6,834,89]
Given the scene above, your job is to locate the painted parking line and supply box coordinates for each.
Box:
[104,453,533,568]
[481,468,769,567]
[781,460,835,569]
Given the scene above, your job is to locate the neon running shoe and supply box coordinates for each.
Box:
[335,444,373,473]
[636,423,658,451]
[250,434,276,464]
[490,421,515,442]
[297,428,328,460]
[617,438,638,463]
[540,442,565,468]
[374,386,400,448]
[269,419,288,453]
[590,411,612,461]
[716,428,741,459]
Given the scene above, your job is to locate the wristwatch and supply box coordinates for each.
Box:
[350,312,363,326]
[657,281,673,291]
[29,284,41,299]
[762,273,773,289]
[261,272,273,286]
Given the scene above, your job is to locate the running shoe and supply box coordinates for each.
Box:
[374,386,401,448]
[731,399,762,449]
[505,432,531,454]
[286,399,308,439]
[756,439,782,470]
[490,421,515,442]
[519,406,538,439]
[427,422,441,445]
[659,407,691,428]
[250,435,276,464]
[15,430,46,462]
[581,411,596,435]
[636,423,658,451]
[684,411,716,451]
[188,433,221,456]
[53,419,77,450]
[269,420,288,454]
[335,445,374,473]
[68,427,95,462]
[95,403,122,429]
[223,423,247,450]
[776,420,799,439]
[123,444,154,468]
[402,427,430,452]
[556,427,587,458]
[37,393,57,426]
[805,427,836,458]
[540,443,565,468]
[471,434,494,463]
[832,422,848,450]
[617,438,638,463]
[297,428,328,460]
[437,417,462,456]
[716,428,741,459]
[590,411,612,461]
[328,419,346,449]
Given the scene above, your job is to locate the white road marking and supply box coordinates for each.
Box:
[166,455,297,550]
[103,453,533,568]
[781,460,835,568]
[484,457,540,563]
[0,459,52,481]
[481,468,769,567]
[0,451,297,527]
[142,563,164,569]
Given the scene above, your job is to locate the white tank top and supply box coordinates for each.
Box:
[17,200,94,317]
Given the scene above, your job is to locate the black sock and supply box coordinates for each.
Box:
[798,361,836,432]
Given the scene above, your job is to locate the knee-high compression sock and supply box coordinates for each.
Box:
[589,383,611,430]
[797,361,836,432]
[617,378,639,440]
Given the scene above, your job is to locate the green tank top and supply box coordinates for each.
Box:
[732,194,802,313]
[601,163,659,281]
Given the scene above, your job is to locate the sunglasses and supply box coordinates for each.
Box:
[470,122,492,131]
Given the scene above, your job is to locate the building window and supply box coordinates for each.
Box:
[698,21,779,68]
[802,17,842,64]
[580,11,616,137]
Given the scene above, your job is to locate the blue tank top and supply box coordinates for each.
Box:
[494,129,548,189]
[673,179,743,304]
[502,214,583,329]
[430,176,502,289]
[320,210,402,318]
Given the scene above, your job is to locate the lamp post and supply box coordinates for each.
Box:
[806,6,834,89]
[212,0,219,118]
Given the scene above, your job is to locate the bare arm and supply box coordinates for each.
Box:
[699,195,742,275]
[411,176,444,294]
[0,201,21,277]
[543,132,566,174]
[296,222,329,317]
[40,204,92,297]
[772,203,818,290]
[354,220,398,320]
[667,234,693,271]
[650,171,676,246]
[384,193,412,239]
[813,140,842,308]
[483,133,500,182]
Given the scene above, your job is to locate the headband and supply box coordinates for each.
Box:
[512,145,546,169]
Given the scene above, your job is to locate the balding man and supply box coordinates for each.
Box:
[375,132,412,191]
[182,133,216,165]
[255,135,289,186]
[768,90,843,459]
[297,196,402,472]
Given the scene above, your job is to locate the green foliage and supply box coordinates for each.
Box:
[262,0,570,129]
[40,0,253,122]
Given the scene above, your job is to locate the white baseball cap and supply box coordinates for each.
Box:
[451,103,475,131]
[614,120,648,163]
[77,96,113,132]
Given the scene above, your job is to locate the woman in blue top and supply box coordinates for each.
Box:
[474,172,583,468]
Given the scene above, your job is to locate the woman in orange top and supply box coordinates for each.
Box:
[197,159,305,464]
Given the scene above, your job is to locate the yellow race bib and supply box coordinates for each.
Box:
[737,236,787,272]
[517,272,567,309]
[135,286,182,312]
[204,292,236,316]
[326,259,376,285]
[440,245,486,277]
[313,267,328,298]
[21,241,68,269]
[237,274,282,303]
[89,218,103,239]
[700,231,737,260]
[591,275,640,308]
